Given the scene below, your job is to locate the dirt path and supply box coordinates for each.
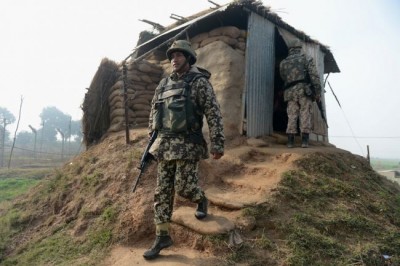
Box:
[103,244,222,265]
[103,133,348,265]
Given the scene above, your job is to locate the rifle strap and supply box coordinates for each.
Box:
[284,79,306,89]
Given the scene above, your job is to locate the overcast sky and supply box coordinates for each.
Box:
[1,0,399,159]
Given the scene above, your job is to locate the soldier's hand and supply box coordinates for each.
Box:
[212,152,223,160]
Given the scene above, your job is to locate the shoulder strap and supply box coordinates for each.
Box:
[184,72,204,85]
[155,77,169,96]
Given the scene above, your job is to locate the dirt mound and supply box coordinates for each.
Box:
[2,129,400,265]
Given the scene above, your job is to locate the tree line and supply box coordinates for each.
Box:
[0,106,83,168]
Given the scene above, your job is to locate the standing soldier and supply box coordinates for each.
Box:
[279,39,321,148]
[143,40,225,260]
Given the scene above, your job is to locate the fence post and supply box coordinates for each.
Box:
[29,125,37,159]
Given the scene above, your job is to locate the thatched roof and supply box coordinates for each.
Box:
[82,58,119,146]
[134,0,339,73]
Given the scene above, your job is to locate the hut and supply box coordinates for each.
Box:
[379,170,400,185]
[82,0,340,146]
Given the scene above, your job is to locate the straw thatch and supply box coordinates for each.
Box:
[82,58,119,147]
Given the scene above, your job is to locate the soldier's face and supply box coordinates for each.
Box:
[171,51,189,74]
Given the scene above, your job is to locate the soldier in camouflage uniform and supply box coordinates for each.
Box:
[143,40,225,260]
[279,39,321,148]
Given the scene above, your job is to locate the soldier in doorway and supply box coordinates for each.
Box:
[143,40,225,260]
[279,39,321,148]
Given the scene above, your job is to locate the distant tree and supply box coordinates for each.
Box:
[39,106,71,142]
[0,107,15,123]
[70,119,83,142]
[0,107,16,143]
[16,130,33,147]
[37,106,82,149]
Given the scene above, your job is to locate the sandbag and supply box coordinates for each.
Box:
[140,74,153,83]
[191,32,209,44]
[209,26,240,39]
[201,36,238,48]
[108,122,124,132]
[133,110,150,118]
[109,89,123,102]
[236,41,246,51]
[132,122,148,128]
[132,103,151,112]
[130,97,151,106]
[134,117,149,124]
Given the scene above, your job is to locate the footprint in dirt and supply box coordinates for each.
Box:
[239,149,272,164]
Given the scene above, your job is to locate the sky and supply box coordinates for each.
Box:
[0,0,399,159]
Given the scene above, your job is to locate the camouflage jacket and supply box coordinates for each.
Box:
[148,66,224,161]
[279,49,321,102]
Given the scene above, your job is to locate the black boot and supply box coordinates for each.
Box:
[301,133,309,148]
[287,134,295,148]
[143,235,173,260]
[195,197,208,220]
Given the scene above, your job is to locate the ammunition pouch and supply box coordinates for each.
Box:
[304,85,315,99]
[159,131,205,145]
[152,73,204,135]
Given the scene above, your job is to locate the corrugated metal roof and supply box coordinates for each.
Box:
[131,0,339,73]
[131,5,228,57]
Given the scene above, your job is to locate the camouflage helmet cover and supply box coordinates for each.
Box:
[166,40,197,65]
[287,39,302,49]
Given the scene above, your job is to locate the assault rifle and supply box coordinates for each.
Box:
[132,131,158,192]
[306,72,328,128]
[316,99,328,128]
[309,86,328,128]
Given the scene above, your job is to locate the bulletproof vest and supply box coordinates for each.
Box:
[152,73,204,135]
[280,53,307,85]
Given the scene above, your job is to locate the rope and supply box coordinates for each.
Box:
[325,79,364,156]
[327,81,341,108]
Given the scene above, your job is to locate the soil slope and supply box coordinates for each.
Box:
[2,129,400,265]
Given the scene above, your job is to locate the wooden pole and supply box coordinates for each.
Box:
[28,125,37,159]
[8,96,23,169]
[122,62,130,144]
[56,128,65,160]
[0,118,7,168]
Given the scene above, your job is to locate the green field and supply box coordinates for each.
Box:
[371,158,400,171]
[0,168,52,203]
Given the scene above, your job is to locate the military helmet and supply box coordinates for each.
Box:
[287,39,302,49]
[166,40,197,65]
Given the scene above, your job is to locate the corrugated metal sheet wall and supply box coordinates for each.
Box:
[244,12,275,137]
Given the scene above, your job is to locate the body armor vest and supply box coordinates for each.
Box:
[152,73,204,136]
[280,53,307,85]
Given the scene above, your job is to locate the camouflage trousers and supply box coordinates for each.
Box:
[286,96,313,134]
[154,159,205,224]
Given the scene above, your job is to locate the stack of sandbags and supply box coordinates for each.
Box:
[191,26,247,55]
[191,26,247,138]
[160,26,247,73]
[157,26,248,138]
[108,58,163,132]
[107,26,248,134]
[160,58,171,73]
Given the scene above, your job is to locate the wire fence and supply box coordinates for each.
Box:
[0,142,83,169]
